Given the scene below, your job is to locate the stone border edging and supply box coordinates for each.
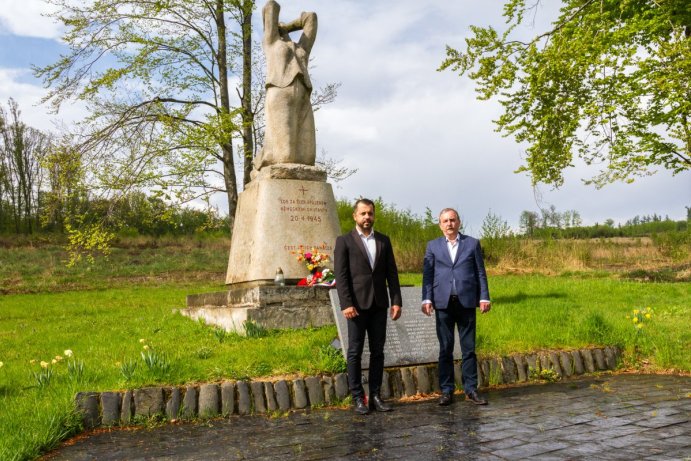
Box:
[75,346,621,428]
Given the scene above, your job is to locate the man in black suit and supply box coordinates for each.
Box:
[335,198,402,415]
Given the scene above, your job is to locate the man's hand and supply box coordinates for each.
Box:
[480,301,491,314]
[390,305,401,321]
[342,306,358,319]
[421,302,434,316]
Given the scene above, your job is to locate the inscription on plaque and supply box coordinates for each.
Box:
[329,287,461,368]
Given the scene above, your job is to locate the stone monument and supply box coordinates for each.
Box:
[183,0,340,333]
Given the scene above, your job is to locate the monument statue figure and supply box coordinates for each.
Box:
[254,0,317,171]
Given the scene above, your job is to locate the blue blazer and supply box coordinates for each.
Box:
[422,234,490,309]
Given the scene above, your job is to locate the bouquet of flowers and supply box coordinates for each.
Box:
[293,245,336,286]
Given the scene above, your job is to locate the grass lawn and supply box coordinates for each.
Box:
[0,275,689,460]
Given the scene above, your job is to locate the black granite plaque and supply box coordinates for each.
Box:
[329,287,461,368]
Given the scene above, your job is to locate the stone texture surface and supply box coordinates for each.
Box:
[401,368,416,396]
[221,382,235,416]
[274,380,291,412]
[264,382,278,412]
[305,376,323,407]
[593,348,607,370]
[100,392,120,426]
[225,178,340,286]
[293,379,308,409]
[51,374,691,461]
[415,366,431,394]
[250,382,266,414]
[75,392,99,429]
[183,286,335,334]
[166,388,181,419]
[237,381,251,415]
[182,386,198,419]
[133,387,164,418]
[571,350,585,375]
[120,391,133,424]
[199,384,220,417]
[333,373,348,400]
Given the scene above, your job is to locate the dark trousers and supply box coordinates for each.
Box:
[435,296,478,394]
[346,307,387,399]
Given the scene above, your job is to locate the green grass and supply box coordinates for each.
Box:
[0,283,340,460]
[0,274,688,459]
[0,237,229,294]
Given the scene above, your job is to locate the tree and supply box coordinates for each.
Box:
[36,0,347,246]
[519,210,539,236]
[440,0,691,188]
[0,99,52,234]
[36,0,257,236]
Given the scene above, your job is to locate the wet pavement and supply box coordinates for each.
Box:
[46,374,690,460]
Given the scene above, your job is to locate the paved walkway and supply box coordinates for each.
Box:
[45,374,690,460]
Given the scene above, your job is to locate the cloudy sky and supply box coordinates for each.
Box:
[0,0,688,233]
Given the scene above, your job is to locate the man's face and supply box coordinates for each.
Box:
[353,203,375,232]
[439,210,461,239]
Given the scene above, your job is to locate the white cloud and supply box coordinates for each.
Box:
[0,0,62,39]
[0,68,87,131]
[0,0,688,229]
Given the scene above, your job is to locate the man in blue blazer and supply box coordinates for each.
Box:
[422,208,491,406]
[335,198,402,415]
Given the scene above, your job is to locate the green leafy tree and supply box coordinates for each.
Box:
[0,99,52,234]
[35,0,260,238]
[440,0,691,187]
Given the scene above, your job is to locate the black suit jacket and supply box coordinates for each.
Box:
[334,229,402,311]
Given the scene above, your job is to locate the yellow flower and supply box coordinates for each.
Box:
[55,355,63,361]
[633,309,640,315]
[40,361,49,369]
[635,323,643,329]
[64,349,73,357]
[29,359,36,365]
[51,359,58,365]
[632,317,639,324]
[139,339,146,344]
[143,345,150,350]
[0,362,4,368]
[645,313,651,319]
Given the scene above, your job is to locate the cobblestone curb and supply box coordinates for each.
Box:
[75,346,621,428]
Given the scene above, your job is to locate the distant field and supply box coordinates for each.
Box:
[1,234,689,295]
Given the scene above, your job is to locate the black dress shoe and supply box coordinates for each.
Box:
[353,397,369,415]
[466,391,487,405]
[438,392,453,406]
[369,395,392,412]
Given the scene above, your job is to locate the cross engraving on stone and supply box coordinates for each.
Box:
[298,186,308,195]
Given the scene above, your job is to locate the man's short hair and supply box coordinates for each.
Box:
[353,198,375,212]
[439,208,460,221]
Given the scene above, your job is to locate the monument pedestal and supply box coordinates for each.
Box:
[182,164,341,334]
[182,286,334,332]
[226,164,340,285]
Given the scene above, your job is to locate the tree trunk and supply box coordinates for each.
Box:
[241,1,254,187]
[216,0,238,234]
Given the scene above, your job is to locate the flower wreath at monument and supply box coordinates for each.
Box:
[293,245,336,287]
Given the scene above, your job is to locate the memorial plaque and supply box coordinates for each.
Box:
[329,287,461,368]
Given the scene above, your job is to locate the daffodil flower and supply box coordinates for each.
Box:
[139,339,146,344]
[143,345,150,350]
[40,361,49,369]
[64,349,73,357]
[0,362,4,368]
[633,317,639,324]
